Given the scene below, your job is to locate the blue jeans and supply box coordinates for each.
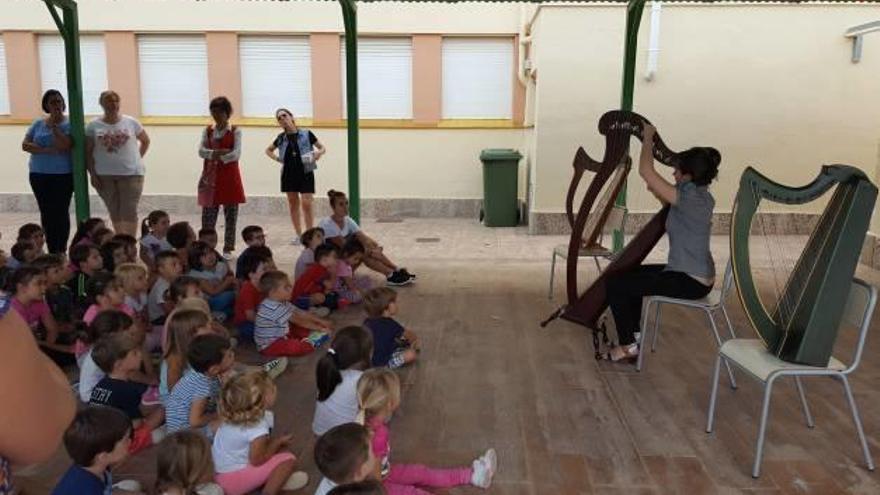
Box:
[209,290,236,319]
[236,321,255,342]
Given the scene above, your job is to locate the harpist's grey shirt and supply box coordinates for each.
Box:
[665,181,715,280]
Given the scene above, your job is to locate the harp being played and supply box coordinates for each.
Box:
[542,111,682,355]
[731,165,877,366]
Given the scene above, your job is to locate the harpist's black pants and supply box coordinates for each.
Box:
[605,264,712,346]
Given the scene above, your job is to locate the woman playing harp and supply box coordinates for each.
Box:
[604,124,721,362]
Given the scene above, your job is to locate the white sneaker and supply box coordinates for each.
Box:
[263,357,289,380]
[309,306,331,317]
[290,237,302,246]
[113,480,143,492]
[470,448,497,489]
[283,471,309,491]
[222,251,234,261]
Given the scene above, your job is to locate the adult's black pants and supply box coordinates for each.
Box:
[29,173,74,254]
[605,264,712,346]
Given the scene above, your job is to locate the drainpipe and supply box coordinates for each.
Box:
[645,0,662,81]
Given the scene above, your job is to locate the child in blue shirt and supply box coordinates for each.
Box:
[362,288,420,369]
[52,405,132,495]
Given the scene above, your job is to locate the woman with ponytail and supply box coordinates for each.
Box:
[603,124,721,363]
[312,326,373,436]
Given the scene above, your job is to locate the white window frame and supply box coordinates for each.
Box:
[138,35,209,116]
[239,36,313,118]
[38,34,108,116]
[0,36,10,115]
[341,37,412,119]
[442,37,514,119]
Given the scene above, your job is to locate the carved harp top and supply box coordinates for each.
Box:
[564,110,681,305]
[730,165,877,365]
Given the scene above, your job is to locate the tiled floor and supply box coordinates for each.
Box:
[7,213,880,494]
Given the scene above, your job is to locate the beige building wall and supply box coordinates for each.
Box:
[529,4,880,221]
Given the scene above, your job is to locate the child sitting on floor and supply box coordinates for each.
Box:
[233,246,273,342]
[140,210,173,271]
[77,310,138,402]
[165,333,235,436]
[68,242,104,312]
[100,240,127,273]
[10,265,74,367]
[148,251,184,326]
[70,217,107,248]
[188,241,237,320]
[293,227,324,280]
[89,331,165,453]
[292,243,339,311]
[161,308,214,404]
[17,223,46,255]
[336,238,372,305]
[167,222,197,272]
[236,225,267,280]
[155,431,224,495]
[115,263,150,325]
[362,288,419,369]
[7,240,37,270]
[313,326,374,435]
[314,423,380,495]
[255,270,331,358]
[51,405,133,495]
[32,253,75,333]
[92,227,115,247]
[83,272,133,325]
[212,371,309,495]
[111,233,139,264]
[357,368,497,493]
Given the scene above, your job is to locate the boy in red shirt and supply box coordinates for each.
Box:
[291,244,339,311]
[233,246,274,342]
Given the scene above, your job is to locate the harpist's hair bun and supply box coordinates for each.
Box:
[679,147,720,186]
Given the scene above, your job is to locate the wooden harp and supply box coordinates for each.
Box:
[543,111,682,352]
[731,165,877,365]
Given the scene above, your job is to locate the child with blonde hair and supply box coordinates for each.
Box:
[357,369,497,494]
[115,263,149,324]
[155,430,223,495]
[212,371,308,495]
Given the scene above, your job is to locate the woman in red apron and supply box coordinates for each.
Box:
[198,96,246,257]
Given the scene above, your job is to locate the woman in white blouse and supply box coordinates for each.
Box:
[86,90,150,236]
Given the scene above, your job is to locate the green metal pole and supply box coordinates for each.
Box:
[45,0,90,223]
[613,0,647,251]
[339,0,360,223]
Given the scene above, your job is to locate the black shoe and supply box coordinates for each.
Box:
[386,270,414,286]
[399,267,416,280]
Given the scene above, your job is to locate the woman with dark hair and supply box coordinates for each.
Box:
[319,190,415,286]
[603,124,721,362]
[198,96,245,258]
[86,90,150,237]
[264,108,326,244]
[21,89,74,254]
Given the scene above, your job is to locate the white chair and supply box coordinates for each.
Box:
[705,278,876,478]
[548,205,627,299]
[636,260,738,390]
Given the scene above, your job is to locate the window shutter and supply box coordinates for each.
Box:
[0,37,9,115]
[341,38,412,119]
[138,35,209,116]
[38,35,108,116]
[240,36,312,118]
[442,38,513,119]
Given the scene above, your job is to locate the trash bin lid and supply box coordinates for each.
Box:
[480,149,522,162]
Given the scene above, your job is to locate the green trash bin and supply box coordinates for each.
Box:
[479,148,522,227]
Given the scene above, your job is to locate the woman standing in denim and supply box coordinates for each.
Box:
[21,90,73,253]
[264,108,326,244]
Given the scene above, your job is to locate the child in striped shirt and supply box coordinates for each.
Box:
[255,271,331,358]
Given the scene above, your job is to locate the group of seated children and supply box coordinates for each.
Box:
[3,213,496,494]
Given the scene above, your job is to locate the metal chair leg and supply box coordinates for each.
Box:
[593,256,602,272]
[549,251,557,300]
[794,377,814,428]
[706,311,737,389]
[651,302,662,352]
[706,354,723,433]
[721,304,736,339]
[752,378,776,478]
[636,299,652,372]
[840,375,875,471]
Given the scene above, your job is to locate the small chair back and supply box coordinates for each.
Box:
[719,259,734,299]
